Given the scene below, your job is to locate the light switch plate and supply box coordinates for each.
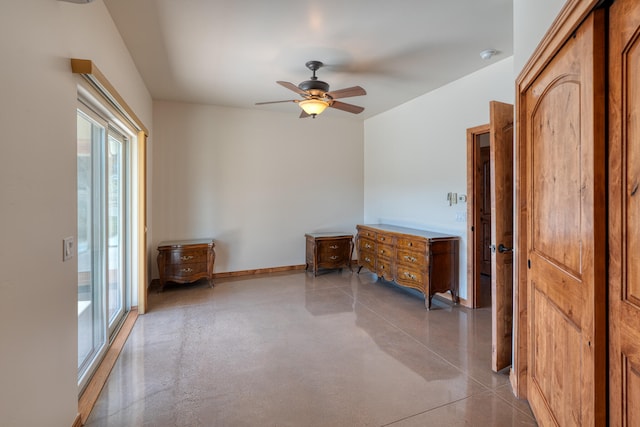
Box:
[63,236,74,261]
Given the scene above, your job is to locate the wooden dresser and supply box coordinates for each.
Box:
[305,232,354,276]
[356,224,459,309]
[157,239,215,292]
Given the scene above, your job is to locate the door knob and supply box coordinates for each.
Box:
[498,243,513,253]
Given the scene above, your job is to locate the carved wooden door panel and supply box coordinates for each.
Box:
[490,100,514,372]
[609,0,640,424]
[523,9,606,426]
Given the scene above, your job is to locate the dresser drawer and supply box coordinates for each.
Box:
[397,249,427,268]
[358,228,376,239]
[376,233,392,244]
[359,250,376,272]
[377,243,393,259]
[167,249,209,265]
[397,237,427,252]
[396,267,426,291]
[358,237,376,252]
[376,257,393,280]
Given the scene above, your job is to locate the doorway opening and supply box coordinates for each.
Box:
[466,124,491,308]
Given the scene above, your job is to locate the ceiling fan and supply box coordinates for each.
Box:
[255,60,366,118]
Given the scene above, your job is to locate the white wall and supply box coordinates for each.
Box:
[514,0,566,74]
[363,57,514,301]
[152,101,364,276]
[0,1,152,426]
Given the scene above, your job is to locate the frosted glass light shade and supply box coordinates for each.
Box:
[299,99,329,116]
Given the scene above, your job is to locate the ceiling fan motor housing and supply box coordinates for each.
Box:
[298,79,330,96]
[298,60,330,96]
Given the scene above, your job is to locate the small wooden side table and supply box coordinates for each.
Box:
[157,239,215,292]
[305,232,354,276]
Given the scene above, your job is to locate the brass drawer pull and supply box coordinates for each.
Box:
[180,267,194,273]
[329,245,339,249]
[404,255,417,262]
[365,243,372,249]
[364,257,371,263]
[403,272,417,280]
[180,255,194,261]
[330,255,339,260]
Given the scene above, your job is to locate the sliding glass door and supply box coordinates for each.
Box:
[77,110,106,384]
[77,105,129,391]
[107,130,126,334]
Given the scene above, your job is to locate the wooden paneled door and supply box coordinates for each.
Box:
[490,101,514,373]
[609,0,640,424]
[521,8,607,426]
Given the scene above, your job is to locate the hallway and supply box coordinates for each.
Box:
[85,270,535,426]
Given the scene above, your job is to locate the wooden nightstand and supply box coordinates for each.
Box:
[305,232,354,276]
[157,239,215,292]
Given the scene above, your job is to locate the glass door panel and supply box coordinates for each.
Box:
[107,131,126,332]
[77,111,106,381]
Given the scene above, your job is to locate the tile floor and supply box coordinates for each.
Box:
[85,270,536,427]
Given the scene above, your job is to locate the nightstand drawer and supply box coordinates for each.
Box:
[319,240,350,257]
[168,263,208,278]
[167,249,208,265]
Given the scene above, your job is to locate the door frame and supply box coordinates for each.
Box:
[466,124,490,308]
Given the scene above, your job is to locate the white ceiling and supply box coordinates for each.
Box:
[104,0,513,120]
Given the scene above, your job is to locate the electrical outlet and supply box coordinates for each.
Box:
[63,236,74,261]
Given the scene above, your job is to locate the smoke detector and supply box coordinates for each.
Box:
[480,49,498,60]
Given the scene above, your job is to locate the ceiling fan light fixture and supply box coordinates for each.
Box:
[299,99,329,117]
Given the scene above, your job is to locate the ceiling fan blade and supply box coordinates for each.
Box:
[326,86,366,99]
[255,100,297,105]
[277,81,307,96]
[330,100,364,114]
[299,110,310,119]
